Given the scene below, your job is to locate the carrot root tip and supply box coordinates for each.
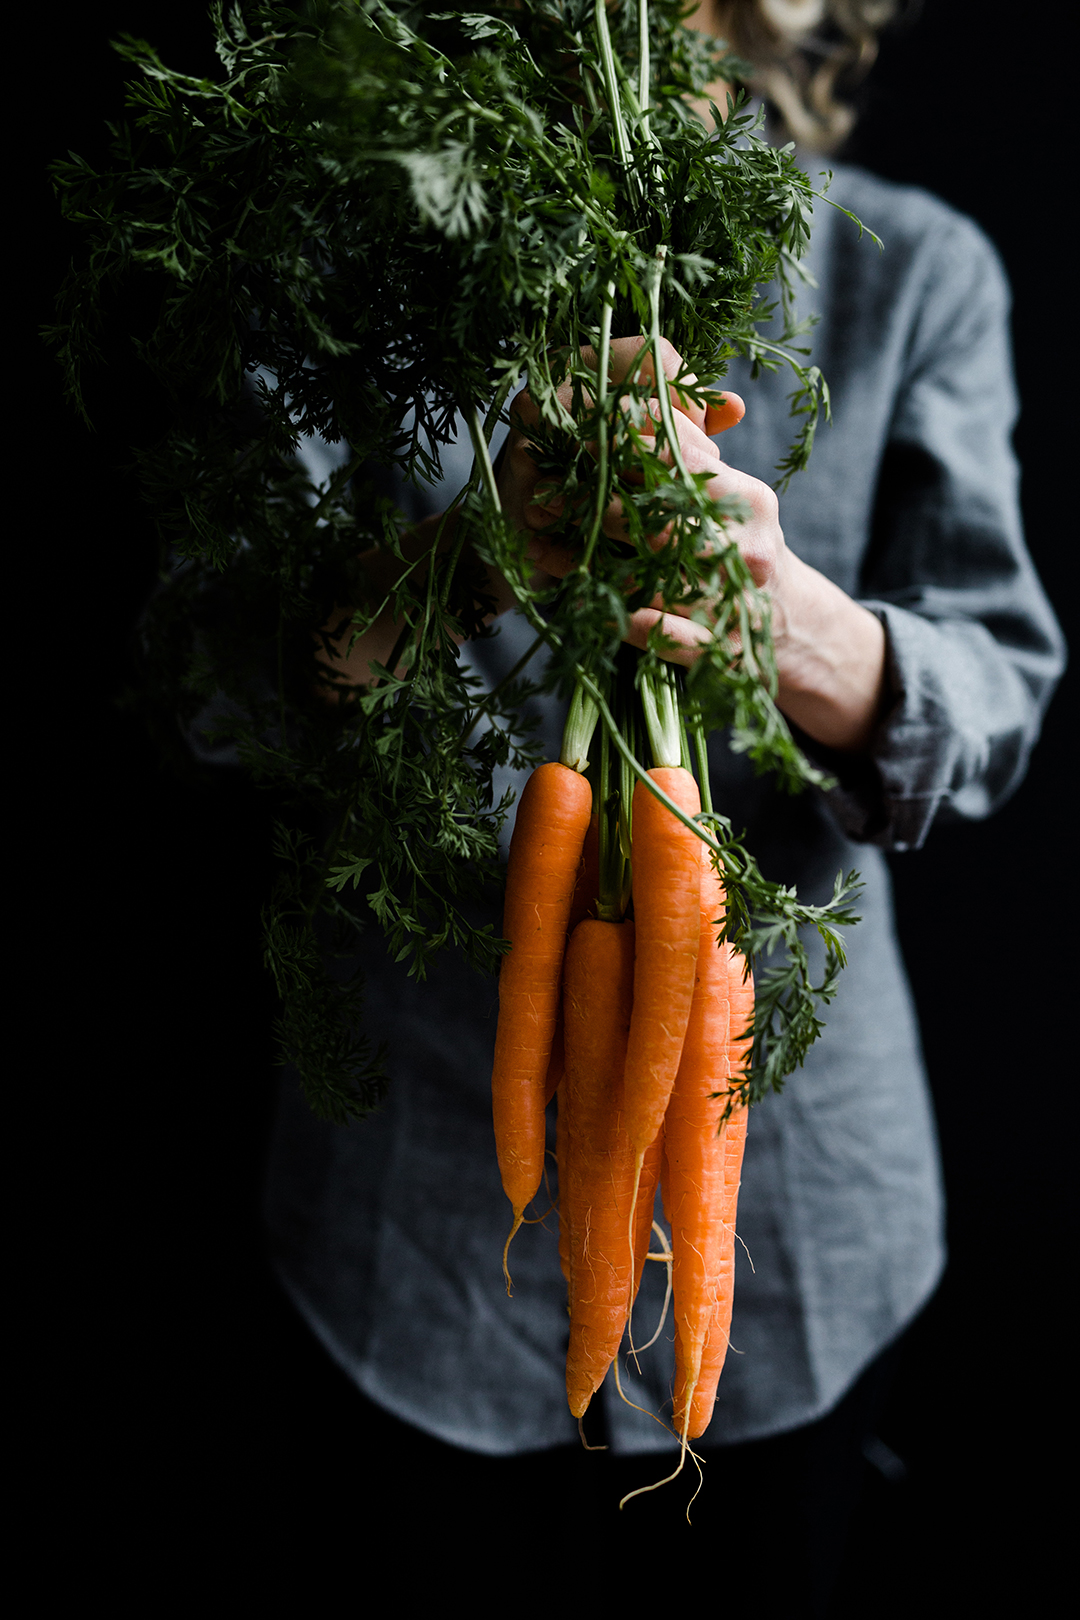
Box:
[502,1208,525,1296]
[616,1377,705,1513]
[618,1451,687,1511]
[623,1151,646,1351]
[577,1415,607,1452]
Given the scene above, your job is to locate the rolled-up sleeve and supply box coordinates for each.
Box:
[820,215,1065,850]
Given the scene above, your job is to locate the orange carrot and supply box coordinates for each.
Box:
[561,917,638,1418]
[544,1019,566,1112]
[570,813,601,934]
[673,944,753,1441]
[491,762,592,1263]
[623,766,703,1159]
[664,858,733,1441]
[543,812,601,1110]
[556,1080,571,1286]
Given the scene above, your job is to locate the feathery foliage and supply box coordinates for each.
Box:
[47,0,865,1118]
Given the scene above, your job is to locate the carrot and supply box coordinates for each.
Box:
[491,762,593,1270]
[664,858,733,1441]
[570,813,601,935]
[543,812,601,1110]
[544,1019,566,1112]
[558,1073,653,1325]
[561,916,638,1418]
[556,1080,571,1285]
[673,943,753,1441]
[623,766,703,1160]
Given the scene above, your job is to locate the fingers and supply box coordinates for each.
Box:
[525,535,578,580]
[605,339,745,439]
[509,338,743,436]
[495,338,778,672]
[520,400,758,555]
[503,338,743,500]
[624,607,715,667]
[501,345,756,587]
[623,402,724,480]
[705,392,745,435]
[605,336,705,431]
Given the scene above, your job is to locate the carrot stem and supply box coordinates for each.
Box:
[637,0,654,147]
[593,0,634,178]
[597,704,631,922]
[576,672,724,859]
[453,629,547,751]
[690,709,714,814]
[561,678,600,772]
[648,247,694,489]
[581,281,617,571]
[639,657,683,768]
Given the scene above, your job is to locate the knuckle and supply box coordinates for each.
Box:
[755,484,780,524]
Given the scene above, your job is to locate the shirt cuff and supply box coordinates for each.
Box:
[791,604,958,852]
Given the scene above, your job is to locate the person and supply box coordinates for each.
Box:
[188,1,1063,1608]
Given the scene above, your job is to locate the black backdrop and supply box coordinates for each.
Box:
[23,3,1072,1610]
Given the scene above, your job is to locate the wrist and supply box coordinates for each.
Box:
[771,552,887,754]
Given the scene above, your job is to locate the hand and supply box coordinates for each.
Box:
[615,404,886,752]
[496,335,745,592]
[500,334,886,754]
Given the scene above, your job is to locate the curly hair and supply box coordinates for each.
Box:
[711,0,904,151]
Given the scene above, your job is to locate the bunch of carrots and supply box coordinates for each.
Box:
[491,662,752,1465]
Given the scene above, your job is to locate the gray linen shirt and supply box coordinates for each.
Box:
[258,163,1065,1454]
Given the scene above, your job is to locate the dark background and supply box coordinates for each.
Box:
[23,2,1072,1608]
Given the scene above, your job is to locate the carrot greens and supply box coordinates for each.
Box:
[48,0,863,1123]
